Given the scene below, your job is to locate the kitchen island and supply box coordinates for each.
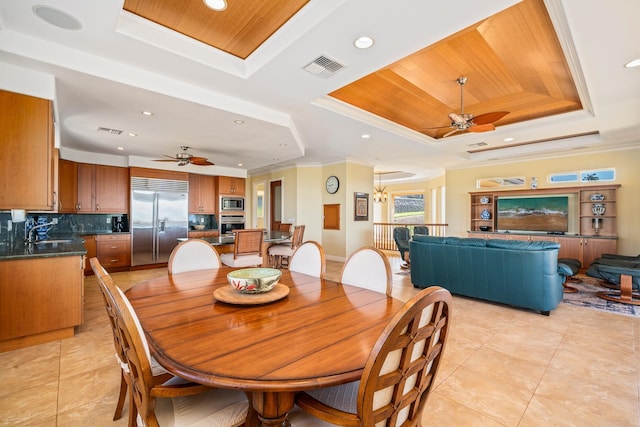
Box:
[0,239,86,352]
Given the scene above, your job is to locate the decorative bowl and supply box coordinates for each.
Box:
[228,268,282,294]
[479,226,490,231]
[590,193,605,201]
[192,224,206,230]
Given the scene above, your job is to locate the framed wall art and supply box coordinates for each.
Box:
[354,192,369,221]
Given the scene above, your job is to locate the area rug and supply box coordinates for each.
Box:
[562,275,640,318]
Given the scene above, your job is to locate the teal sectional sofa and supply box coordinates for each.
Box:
[410,236,573,315]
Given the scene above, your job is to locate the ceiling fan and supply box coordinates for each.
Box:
[153,146,214,166]
[424,77,509,138]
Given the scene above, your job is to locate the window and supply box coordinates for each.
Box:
[393,193,424,223]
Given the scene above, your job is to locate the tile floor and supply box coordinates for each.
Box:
[1,255,639,426]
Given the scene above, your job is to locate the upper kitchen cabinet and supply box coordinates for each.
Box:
[60,161,129,213]
[189,173,217,213]
[0,90,57,210]
[217,176,245,196]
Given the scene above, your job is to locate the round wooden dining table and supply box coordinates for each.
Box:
[125,267,404,427]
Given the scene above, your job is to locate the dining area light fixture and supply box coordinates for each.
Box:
[373,173,387,203]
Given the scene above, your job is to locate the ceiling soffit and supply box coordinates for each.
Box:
[123,0,309,59]
[329,0,582,139]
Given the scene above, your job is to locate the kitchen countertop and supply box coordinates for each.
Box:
[178,231,291,246]
[0,238,87,260]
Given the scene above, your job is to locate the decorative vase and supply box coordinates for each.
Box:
[530,176,538,190]
[480,209,491,220]
[591,203,606,215]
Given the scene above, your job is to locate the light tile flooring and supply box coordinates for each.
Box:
[1,255,639,426]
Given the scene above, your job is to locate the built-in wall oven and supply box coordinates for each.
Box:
[220,214,245,234]
[220,197,244,211]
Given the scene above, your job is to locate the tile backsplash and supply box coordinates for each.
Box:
[0,213,129,241]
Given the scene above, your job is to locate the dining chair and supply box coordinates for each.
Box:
[268,224,305,268]
[220,228,264,268]
[91,258,217,426]
[279,223,293,233]
[340,246,392,296]
[167,239,221,274]
[101,262,250,427]
[290,286,452,427]
[288,241,326,279]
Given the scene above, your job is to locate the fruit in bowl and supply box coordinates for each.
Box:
[228,268,282,294]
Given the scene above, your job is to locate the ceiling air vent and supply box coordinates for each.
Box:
[97,126,123,135]
[303,55,345,78]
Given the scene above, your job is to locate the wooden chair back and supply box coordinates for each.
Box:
[232,228,264,259]
[279,223,292,233]
[295,286,452,426]
[291,225,305,250]
[168,239,221,274]
[289,241,326,279]
[340,246,392,295]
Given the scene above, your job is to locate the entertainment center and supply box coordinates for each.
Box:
[469,184,619,267]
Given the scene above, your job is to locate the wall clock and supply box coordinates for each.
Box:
[325,175,339,194]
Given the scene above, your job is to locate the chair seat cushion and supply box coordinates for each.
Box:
[154,387,248,427]
[268,244,294,256]
[220,253,263,268]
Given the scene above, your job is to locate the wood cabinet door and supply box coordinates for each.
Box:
[58,159,78,213]
[200,175,217,213]
[555,237,583,261]
[83,235,97,275]
[218,176,245,195]
[95,165,129,213]
[189,174,203,212]
[0,90,56,210]
[76,163,95,212]
[582,238,617,266]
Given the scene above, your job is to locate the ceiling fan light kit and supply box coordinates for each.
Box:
[423,77,509,138]
[153,146,214,166]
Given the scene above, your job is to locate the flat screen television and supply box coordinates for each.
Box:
[496,194,577,234]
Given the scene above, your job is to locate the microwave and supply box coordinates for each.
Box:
[221,196,244,211]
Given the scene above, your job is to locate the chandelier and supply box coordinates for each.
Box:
[373,173,388,203]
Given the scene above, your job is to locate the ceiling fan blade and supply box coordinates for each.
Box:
[442,128,462,138]
[189,156,208,162]
[153,159,179,162]
[469,123,496,133]
[472,111,509,125]
[190,158,215,166]
[420,124,453,130]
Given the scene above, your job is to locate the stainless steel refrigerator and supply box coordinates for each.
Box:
[131,177,189,266]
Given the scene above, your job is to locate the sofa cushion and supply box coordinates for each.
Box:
[444,237,487,247]
[486,239,559,251]
[412,235,444,244]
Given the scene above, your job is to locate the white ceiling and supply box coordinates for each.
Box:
[0,0,638,183]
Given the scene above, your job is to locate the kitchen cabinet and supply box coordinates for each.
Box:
[217,176,245,195]
[0,255,84,351]
[0,89,57,211]
[189,174,217,213]
[97,234,131,270]
[58,159,78,213]
[82,235,97,275]
[63,162,129,213]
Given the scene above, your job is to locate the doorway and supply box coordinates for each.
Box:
[270,180,282,231]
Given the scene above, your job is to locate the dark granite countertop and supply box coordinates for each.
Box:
[0,238,87,260]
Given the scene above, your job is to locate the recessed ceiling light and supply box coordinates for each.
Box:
[624,58,640,68]
[33,6,82,31]
[203,0,227,11]
[504,137,514,142]
[354,36,374,49]
[361,134,371,139]
[237,163,243,167]
[141,111,153,116]
[234,119,244,124]
[128,133,137,137]
[117,147,125,151]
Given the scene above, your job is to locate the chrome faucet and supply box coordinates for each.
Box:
[25,220,57,244]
